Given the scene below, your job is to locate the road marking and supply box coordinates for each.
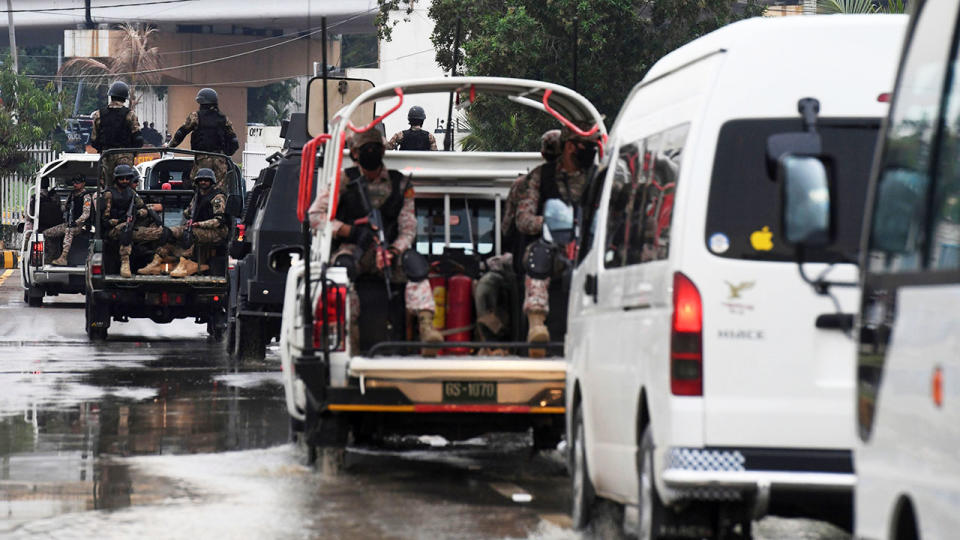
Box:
[0,269,13,288]
[538,513,573,529]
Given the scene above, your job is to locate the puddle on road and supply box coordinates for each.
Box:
[0,338,289,528]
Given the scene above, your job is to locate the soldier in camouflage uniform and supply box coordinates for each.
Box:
[102,165,150,278]
[47,175,93,266]
[138,168,228,278]
[387,106,438,151]
[90,81,143,188]
[514,122,601,355]
[167,88,239,193]
[474,129,564,344]
[309,128,442,354]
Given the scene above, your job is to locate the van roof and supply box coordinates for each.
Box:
[644,15,907,82]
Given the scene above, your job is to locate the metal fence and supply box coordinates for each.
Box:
[0,143,59,249]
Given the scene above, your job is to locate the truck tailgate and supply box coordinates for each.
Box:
[348,357,566,380]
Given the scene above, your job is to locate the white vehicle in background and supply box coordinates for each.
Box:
[781,1,960,538]
[280,77,606,462]
[565,15,906,538]
[20,153,99,306]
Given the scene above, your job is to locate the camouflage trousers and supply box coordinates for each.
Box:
[107,223,162,258]
[474,254,516,339]
[334,243,435,327]
[152,224,228,261]
[42,223,83,258]
[190,156,231,192]
[99,153,134,188]
[523,276,550,315]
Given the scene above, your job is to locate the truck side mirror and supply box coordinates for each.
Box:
[780,155,832,247]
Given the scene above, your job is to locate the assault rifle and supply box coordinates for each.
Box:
[351,178,393,299]
[119,189,137,246]
[179,190,199,250]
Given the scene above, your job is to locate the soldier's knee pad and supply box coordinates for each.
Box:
[332,253,357,281]
[401,250,430,282]
[160,226,175,246]
[525,239,555,280]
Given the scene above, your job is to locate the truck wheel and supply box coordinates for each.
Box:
[207,308,227,342]
[638,426,667,540]
[27,292,42,307]
[571,405,596,529]
[234,315,266,362]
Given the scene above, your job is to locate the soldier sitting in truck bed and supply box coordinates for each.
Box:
[101,164,151,278]
[138,168,228,278]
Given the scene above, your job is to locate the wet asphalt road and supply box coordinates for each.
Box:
[0,270,849,539]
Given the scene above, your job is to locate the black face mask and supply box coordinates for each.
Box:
[574,144,597,170]
[358,148,383,171]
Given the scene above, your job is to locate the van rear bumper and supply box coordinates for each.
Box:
[660,447,854,503]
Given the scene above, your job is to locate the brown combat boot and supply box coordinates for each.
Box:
[138,254,165,275]
[50,254,68,266]
[418,310,443,357]
[527,310,549,358]
[169,257,199,278]
[120,255,133,278]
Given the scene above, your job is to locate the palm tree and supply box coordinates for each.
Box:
[817,0,907,13]
[58,24,162,107]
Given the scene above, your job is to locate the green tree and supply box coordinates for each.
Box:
[377,0,764,151]
[0,56,65,175]
[248,79,298,125]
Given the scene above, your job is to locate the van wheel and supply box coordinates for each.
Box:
[571,405,596,529]
[234,315,266,362]
[638,426,667,540]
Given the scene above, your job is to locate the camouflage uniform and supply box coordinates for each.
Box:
[169,111,238,193]
[90,102,141,188]
[311,165,434,322]
[516,165,589,314]
[387,126,439,151]
[43,191,93,264]
[151,190,229,260]
[102,187,149,261]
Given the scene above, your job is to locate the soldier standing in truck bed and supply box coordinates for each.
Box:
[90,81,143,188]
[387,106,438,151]
[168,88,239,192]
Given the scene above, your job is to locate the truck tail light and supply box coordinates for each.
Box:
[314,285,347,352]
[671,272,703,396]
[91,264,102,275]
[31,241,44,266]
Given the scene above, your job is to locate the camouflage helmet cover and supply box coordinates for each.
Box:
[196,88,219,105]
[408,105,426,123]
[194,168,216,182]
[352,128,386,149]
[108,81,130,101]
[540,129,562,161]
[113,164,137,180]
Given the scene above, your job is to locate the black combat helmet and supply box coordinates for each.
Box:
[113,164,137,182]
[194,168,216,182]
[408,106,426,124]
[196,88,219,106]
[108,81,130,101]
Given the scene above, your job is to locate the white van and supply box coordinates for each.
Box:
[782,1,960,538]
[565,15,906,537]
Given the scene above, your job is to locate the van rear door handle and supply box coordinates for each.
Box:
[815,313,854,331]
[584,274,598,303]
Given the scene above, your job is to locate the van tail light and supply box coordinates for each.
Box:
[671,272,703,396]
[314,285,347,352]
[31,241,44,266]
[91,264,102,275]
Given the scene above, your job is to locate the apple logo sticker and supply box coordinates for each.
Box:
[750,226,774,251]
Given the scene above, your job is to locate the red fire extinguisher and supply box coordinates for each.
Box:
[445,274,473,355]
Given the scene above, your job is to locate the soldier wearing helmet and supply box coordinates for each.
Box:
[46,175,93,266]
[90,81,143,188]
[102,164,150,278]
[309,127,443,354]
[168,88,240,192]
[139,168,229,278]
[387,106,438,151]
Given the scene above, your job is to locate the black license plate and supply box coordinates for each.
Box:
[442,381,497,403]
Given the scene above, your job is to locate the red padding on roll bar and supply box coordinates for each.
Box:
[297,133,331,223]
[347,88,404,134]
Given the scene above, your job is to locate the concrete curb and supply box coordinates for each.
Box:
[1,251,19,269]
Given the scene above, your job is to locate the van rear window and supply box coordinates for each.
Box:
[705,118,880,263]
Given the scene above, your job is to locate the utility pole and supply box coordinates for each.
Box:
[6,0,18,74]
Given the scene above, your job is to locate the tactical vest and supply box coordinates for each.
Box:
[399,128,431,151]
[536,161,567,214]
[191,108,227,152]
[65,192,85,223]
[108,187,134,220]
[194,189,224,223]
[335,167,405,244]
[502,162,560,275]
[98,107,132,149]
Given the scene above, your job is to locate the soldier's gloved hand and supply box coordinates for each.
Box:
[137,208,148,218]
[350,223,374,250]
[109,219,119,226]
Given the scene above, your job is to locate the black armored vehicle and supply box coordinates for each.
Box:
[84,148,244,341]
[226,114,309,360]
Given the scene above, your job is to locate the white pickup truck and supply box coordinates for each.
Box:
[280,77,606,460]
